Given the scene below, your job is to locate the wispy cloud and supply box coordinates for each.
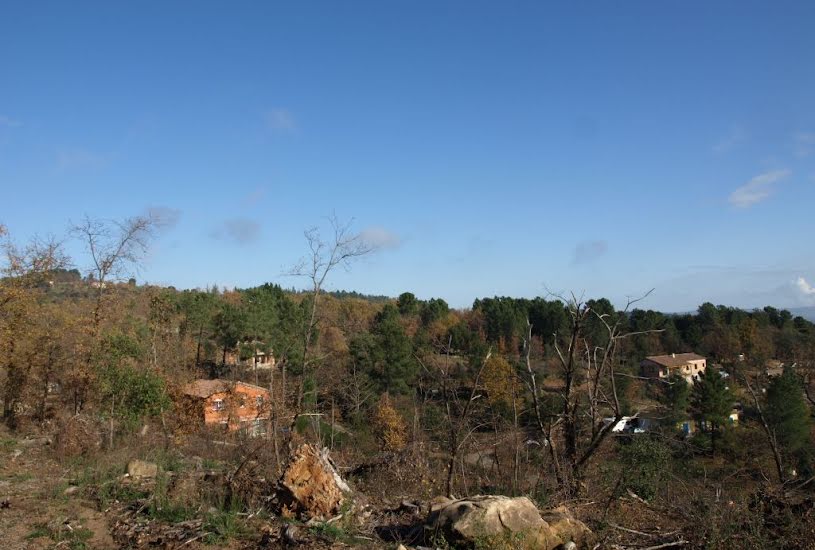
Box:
[55,148,109,172]
[243,187,267,206]
[359,226,401,250]
[0,115,21,128]
[264,108,297,131]
[728,169,791,208]
[796,276,815,297]
[572,240,608,265]
[712,126,747,154]
[147,206,182,231]
[210,218,261,245]
[794,131,815,158]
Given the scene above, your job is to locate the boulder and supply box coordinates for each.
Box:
[278,444,351,520]
[427,495,591,549]
[127,459,158,478]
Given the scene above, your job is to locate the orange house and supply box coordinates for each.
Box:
[182,379,270,436]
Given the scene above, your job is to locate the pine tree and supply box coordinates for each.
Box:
[766,367,813,475]
[663,373,690,429]
[691,368,732,454]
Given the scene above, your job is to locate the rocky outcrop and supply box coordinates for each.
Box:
[427,495,591,549]
[278,444,352,520]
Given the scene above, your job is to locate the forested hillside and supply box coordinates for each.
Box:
[2,218,814,549]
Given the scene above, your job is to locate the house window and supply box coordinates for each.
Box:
[212,399,225,411]
[238,396,246,408]
[255,396,264,408]
[252,419,266,437]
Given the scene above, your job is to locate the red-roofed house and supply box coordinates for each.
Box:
[182,379,270,436]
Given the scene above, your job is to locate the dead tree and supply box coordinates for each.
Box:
[287,214,375,411]
[524,290,658,496]
[71,214,156,332]
[69,214,158,412]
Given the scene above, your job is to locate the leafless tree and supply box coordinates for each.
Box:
[416,335,492,498]
[70,214,157,332]
[524,289,659,495]
[68,214,159,412]
[287,214,376,409]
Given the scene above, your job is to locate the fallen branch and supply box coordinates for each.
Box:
[639,540,689,550]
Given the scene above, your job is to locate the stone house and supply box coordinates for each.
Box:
[641,353,707,384]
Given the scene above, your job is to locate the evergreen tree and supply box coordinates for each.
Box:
[766,367,813,475]
[372,305,417,394]
[663,373,690,429]
[691,368,732,454]
[396,292,419,316]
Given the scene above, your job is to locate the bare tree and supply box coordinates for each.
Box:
[287,214,376,409]
[524,290,659,495]
[71,214,157,332]
[69,214,159,412]
[416,335,492,498]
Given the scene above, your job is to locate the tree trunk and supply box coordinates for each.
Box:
[195,324,204,369]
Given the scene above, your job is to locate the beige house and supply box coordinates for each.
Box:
[641,353,706,384]
[223,345,276,370]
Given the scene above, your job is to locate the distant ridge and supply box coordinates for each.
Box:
[790,306,815,322]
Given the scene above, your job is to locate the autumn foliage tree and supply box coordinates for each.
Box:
[372,393,407,452]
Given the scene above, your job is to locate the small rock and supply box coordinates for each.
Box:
[399,499,421,514]
[63,485,80,496]
[127,459,158,478]
[283,524,300,545]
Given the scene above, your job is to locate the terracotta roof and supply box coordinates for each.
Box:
[182,379,270,399]
[183,379,231,398]
[643,353,705,368]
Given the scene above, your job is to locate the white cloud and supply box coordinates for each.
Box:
[796,277,815,296]
[728,169,791,208]
[359,226,401,250]
[264,108,297,131]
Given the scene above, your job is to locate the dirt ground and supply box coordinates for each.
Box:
[0,426,116,550]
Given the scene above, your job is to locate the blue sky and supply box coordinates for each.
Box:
[2,1,814,311]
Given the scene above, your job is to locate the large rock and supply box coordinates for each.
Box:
[427,495,591,549]
[127,459,158,478]
[278,444,351,520]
